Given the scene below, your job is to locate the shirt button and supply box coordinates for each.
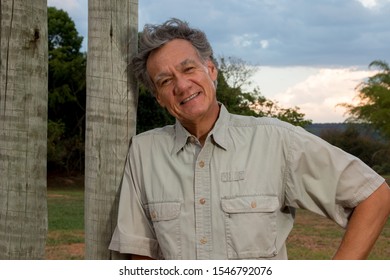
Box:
[200,237,207,245]
[199,198,206,205]
[188,136,196,144]
[250,201,257,208]
[151,211,157,219]
[199,161,205,168]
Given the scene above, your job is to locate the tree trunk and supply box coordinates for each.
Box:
[0,0,48,259]
[85,0,138,259]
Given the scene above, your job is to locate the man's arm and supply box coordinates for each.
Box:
[333,182,390,259]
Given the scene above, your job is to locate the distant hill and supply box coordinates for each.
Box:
[305,123,384,141]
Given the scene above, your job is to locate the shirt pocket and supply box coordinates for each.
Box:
[221,195,278,259]
[147,202,182,259]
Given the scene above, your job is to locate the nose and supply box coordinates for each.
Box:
[173,75,192,96]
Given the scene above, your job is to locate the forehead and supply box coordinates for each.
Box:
[146,39,202,73]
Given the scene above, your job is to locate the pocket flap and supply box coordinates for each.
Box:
[147,202,181,222]
[221,195,278,213]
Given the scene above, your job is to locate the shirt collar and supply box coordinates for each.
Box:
[210,104,229,150]
[172,119,192,154]
[172,103,230,154]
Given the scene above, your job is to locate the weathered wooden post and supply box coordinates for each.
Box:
[0,0,48,259]
[85,0,138,259]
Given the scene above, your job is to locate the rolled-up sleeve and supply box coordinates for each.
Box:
[285,126,385,228]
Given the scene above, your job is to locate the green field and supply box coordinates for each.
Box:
[46,175,390,259]
[46,176,84,259]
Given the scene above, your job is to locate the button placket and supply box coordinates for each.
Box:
[194,141,213,259]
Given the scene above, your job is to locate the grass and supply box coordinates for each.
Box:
[287,209,390,259]
[45,175,390,260]
[46,175,85,259]
[288,175,390,259]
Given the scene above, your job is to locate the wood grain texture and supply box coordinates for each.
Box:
[85,0,138,259]
[0,0,48,260]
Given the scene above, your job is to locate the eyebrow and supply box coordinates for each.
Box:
[153,59,198,84]
[180,58,197,68]
[154,73,171,85]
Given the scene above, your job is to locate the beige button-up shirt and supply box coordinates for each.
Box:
[109,105,384,259]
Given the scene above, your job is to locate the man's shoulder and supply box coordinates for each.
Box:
[130,125,176,153]
[133,125,175,141]
[227,113,297,132]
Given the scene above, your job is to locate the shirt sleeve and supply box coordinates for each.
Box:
[284,126,385,228]
[108,140,160,259]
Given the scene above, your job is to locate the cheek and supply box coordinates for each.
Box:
[156,93,176,109]
[155,91,167,107]
[156,97,165,108]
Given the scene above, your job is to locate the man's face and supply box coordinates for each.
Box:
[146,39,219,126]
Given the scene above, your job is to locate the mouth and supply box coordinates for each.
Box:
[180,92,200,105]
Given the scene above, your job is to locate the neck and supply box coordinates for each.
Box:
[181,103,220,146]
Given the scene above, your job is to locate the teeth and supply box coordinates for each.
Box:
[181,93,199,104]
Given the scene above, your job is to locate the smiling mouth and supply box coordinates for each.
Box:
[180,92,200,105]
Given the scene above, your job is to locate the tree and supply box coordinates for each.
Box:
[218,56,256,90]
[342,60,390,139]
[0,0,47,259]
[47,7,86,173]
[217,56,312,127]
[252,93,312,127]
[320,125,385,168]
[85,0,138,259]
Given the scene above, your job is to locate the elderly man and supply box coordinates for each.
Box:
[109,18,390,260]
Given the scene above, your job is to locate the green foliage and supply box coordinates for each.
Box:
[216,71,259,117]
[47,120,67,168]
[320,125,390,174]
[254,93,312,127]
[48,7,86,173]
[136,86,175,134]
[217,57,312,127]
[48,7,83,54]
[218,56,256,90]
[342,60,390,139]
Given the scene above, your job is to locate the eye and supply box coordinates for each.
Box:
[184,66,195,73]
[159,78,171,87]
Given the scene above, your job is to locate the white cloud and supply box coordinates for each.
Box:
[357,0,378,8]
[47,0,81,11]
[259,40,269,49]
[232,34,256,48]
[356,0,390,9]
[250,67,377,123]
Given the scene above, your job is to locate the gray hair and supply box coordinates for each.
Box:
[132,18,217,94]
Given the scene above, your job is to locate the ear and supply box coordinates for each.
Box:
[207,60,218,82]
[155,92,166,108]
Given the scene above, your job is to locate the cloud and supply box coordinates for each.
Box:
[48,0,388,122]
[356,0,390,9]
[47,0,81,11]
[269,67,377,122]
[53,0,390,67]
[138,0,390,67]
[259,40,269,49]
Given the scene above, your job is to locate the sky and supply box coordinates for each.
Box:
[47,0,390,123]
